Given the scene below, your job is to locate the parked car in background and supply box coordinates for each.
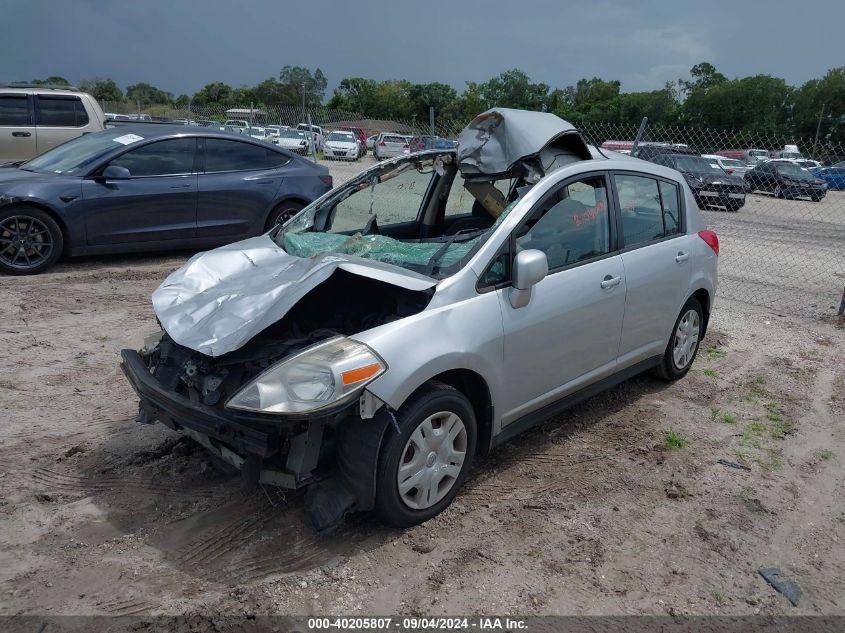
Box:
[275,129,313,155]
[809,166,845,190]
[0,126,332,275]
[631,143,696,162]
[338,126,367,155]
[323,131,360,161]
[775,144,803,160]
[794,159,822,170]
[701,154,751,178]
[0,85,106,162]
[105,113,133,121]
[744,160,827,201]
[265,125,288,139]
[366,134,378,151]
[121,108,718,530]
[373,133,410,160]
[651,153,746,211]
[297,123,324,151]
[248,127,269,141]
[408,135,458,151]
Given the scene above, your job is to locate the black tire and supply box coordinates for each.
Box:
[374,381,477,528]
[0,206,64,275]
[810,194,824,202]
[774,184,784,199]
[727,200,744,212]
[264,201,304,231]
[653,297,704,381]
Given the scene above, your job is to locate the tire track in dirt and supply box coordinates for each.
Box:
[24,467,218,499]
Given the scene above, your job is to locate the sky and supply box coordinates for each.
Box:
[1,0,843,98]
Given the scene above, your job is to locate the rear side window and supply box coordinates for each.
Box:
[37,96,89,127]
[615,174,681,248]
[109,138,196,176]
[0,95,30,126]
[204,138,288,172]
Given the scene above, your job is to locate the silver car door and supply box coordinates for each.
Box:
[496,173,626,426]
[613,173,693,366]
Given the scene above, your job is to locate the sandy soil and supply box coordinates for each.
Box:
[0,256,842,621]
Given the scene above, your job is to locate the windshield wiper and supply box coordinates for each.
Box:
[424,229,478,277]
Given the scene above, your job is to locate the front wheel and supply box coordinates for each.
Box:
[375,382,477,527]
[0,206,64,275]
[264,201,304,231]
[653,297,703,381]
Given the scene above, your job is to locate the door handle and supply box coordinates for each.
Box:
[600,275,622,289]
[12,131,31,138]
[169,184,192,189]
[675,251,690,263]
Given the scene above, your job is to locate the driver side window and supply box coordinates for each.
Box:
[108,138,196,177]
[329,163,434,233]
[515,175,611,270]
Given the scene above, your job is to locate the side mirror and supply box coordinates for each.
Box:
[102,165,131,180]
[509,249,548,309]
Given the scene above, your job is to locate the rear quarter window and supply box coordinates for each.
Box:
[36,96,89,127]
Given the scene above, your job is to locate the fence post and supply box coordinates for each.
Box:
[839,285,845,317]
[429,106,435,139]
[249,102,254,135]
[307,112,318,163]
[631,117,648,154]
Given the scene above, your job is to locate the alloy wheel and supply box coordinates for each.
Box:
[397,411,467,510]
[0,215,54,272]
[673,309,700,370]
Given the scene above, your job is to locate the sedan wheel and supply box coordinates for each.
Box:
[0,209,63,275]
[397,411,467,510]
[375,381,476,527]
[653,297,704,381]
[265,202,304,231]
[672,308,700,371]
[774,184,784,199]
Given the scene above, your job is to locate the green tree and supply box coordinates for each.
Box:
[78,78,123,102]
[619,87,678,126]
[192,82,234,107]
[126,82,173,105]
[441,81,488,124]
[174,94,190,108]
[479,69,549,110]
[28,76,70,86]
[326,77,379,113]
[278,66,327,107]
[253,78,286,106]
[409,82,458,121]
[791,67,845,146]
[372,80,415,119]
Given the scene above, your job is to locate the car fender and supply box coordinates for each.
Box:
[352,290,505,424]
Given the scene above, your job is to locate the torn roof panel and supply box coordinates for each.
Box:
[456,108,591,177]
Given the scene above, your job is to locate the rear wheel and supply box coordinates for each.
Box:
[0,206,63,275]
[264,201,304,231]
[653,297,703,381]
[374,382,476,527]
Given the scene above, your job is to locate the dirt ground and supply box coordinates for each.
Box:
[0,160,843,619]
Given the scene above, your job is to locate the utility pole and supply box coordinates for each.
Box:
[813,103,825,159]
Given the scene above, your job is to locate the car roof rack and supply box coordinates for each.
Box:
[0,83,80,90]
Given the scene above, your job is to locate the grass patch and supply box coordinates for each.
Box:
[769,419,795,439]
[706,346,728,360]
[74,352,89,367]
[743,375,770,403]
[798,348,819,360]
[713,591,727,606]
[754,448,784,472]
[703,368,718,377]
[817,449,835,461]
[721,412,738,425]
[664,429,688,449]
[95,335,110,343]
[710,407,721,421]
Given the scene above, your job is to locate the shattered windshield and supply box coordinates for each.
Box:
[274,154,517,278]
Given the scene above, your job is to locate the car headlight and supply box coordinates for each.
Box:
[225,337,386,414]
[684,175,704,188]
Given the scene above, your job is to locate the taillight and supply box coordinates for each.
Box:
[698,230,719,255]
[320,175,333,187]
[725,168,734,175]
[403,144,409,149]
[378,141,386,146]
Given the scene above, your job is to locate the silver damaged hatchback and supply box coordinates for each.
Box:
[122,108,719,530]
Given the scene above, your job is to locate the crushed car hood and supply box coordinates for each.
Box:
[456,107,590,178]
[152,235,436,357]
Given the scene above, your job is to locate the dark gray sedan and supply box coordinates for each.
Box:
[0,127,332,274]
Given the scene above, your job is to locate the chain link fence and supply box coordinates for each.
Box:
[102,101,845,317]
